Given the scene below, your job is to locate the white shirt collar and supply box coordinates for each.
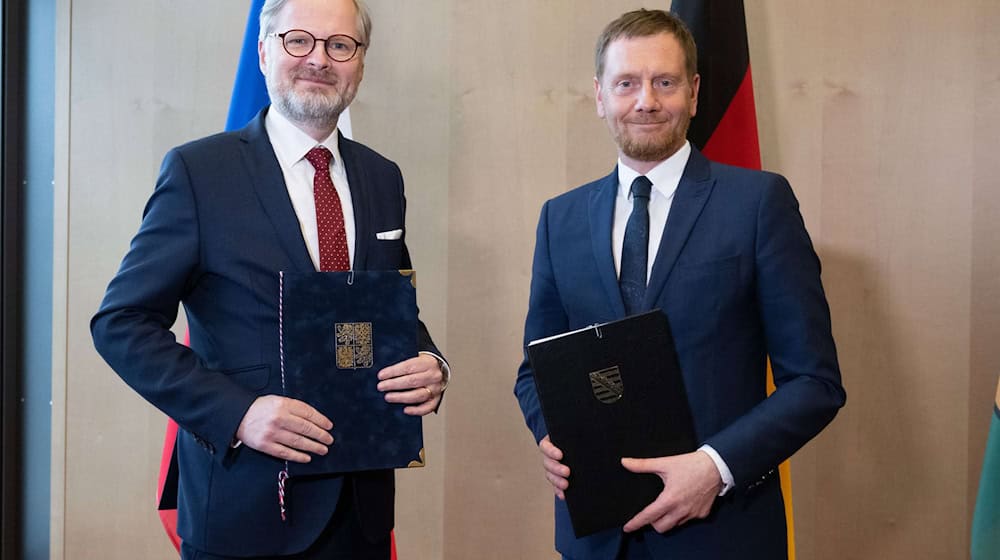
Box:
[265,108,342,170]
[616,140,692,200]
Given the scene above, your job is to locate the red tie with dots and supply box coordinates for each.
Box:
[305,146,350,271]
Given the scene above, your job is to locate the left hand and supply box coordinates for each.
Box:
[376,354,445,416]
[621,450,722,533]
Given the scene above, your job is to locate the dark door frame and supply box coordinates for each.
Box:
[1,0,25,557]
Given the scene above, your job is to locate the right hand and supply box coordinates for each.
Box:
[540,435,570,500]
[235,395,334,463]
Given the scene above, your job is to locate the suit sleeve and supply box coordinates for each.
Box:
[91,148,258,460]
[703,175,846,488]
[515,201,569,443]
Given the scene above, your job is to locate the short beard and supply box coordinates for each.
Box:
[266,69,354,130]
[615,116,690,163]
[620,135,683,162]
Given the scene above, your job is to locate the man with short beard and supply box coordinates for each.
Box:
[92,1,447,558]
[514,9,845,560]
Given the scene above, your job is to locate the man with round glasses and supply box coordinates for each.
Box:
[269,29,365,61]
[92,0,447,558]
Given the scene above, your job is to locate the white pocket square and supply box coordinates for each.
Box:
[375,229,403,240]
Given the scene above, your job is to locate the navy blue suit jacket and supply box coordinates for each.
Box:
[92,108,440,556]
[515,148,845,559]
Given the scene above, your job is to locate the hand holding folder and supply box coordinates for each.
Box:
[279,270,426,477]
[619,450,723,534]
[377,352,445,416]
[527,310,697,537]
[236,394,335,464]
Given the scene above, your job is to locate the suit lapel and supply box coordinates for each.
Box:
[643,148,715,309]
[239,109,314,272]
[589,170,626,317]
[339,134,371,270]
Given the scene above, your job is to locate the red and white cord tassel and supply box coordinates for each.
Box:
[278,467,289,521]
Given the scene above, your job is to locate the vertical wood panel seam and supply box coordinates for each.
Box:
[50,0,72,558]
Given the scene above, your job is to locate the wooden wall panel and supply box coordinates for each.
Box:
[352,1,452,556]
[442,2,572,556]
[968,0,1000,539]
[746,1,999,558]
[55,2,248,558]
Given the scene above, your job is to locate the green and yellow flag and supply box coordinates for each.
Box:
[972,377,1000,559]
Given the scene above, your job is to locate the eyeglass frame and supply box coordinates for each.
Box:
[267,29,366,62]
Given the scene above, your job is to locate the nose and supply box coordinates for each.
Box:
[304,42,332,68]
[635,82,660,112]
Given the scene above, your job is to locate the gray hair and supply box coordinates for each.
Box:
[258,0,372,46]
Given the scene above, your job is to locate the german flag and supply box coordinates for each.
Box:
[671,1,795,558]
[671,0,760,169]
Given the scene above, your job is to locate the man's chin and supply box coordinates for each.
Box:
[274,99,342,126]
[290,92,346,114]
[621,142,679,163]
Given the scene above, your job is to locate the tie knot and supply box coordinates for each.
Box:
[305,146,334,170]
[630,175,652,200]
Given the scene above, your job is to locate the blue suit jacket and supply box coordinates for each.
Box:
[92,108,440,556]
[515,148,845,559]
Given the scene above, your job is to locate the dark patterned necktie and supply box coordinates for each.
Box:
[304,146,350,271]
[620,175,652,315]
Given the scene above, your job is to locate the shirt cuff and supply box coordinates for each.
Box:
[699,444,735,496]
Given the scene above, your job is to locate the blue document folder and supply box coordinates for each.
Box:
[279,270,424,476]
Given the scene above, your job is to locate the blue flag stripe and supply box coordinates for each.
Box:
[225,0,270,132]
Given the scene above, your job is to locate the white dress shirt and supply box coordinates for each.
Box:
[613,141,735,496]
[263,109,451,386]
[265,109,356,271]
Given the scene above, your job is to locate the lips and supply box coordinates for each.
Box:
[293,71,337,86]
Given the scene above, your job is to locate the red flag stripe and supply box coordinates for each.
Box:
[157,420,182,552]
[700,65,761,170]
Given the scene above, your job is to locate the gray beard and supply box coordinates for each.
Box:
[270,87,345,130]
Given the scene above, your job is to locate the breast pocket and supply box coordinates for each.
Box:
[369,238,405,268]
[674,255,740,301]
[668,255,741,345]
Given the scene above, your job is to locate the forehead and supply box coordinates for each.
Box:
[273,0,359,36]
[603,32,686,77]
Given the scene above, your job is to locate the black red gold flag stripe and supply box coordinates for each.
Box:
[672,0,761,170]
[670,2,795,558]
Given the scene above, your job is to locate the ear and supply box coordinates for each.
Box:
[688,73,701,117]
[258,40,268,74]
[594,76,606,119]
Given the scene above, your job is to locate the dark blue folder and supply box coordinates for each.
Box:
[280,270,424,476]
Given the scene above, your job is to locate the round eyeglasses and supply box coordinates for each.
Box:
[268,29,365,62]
